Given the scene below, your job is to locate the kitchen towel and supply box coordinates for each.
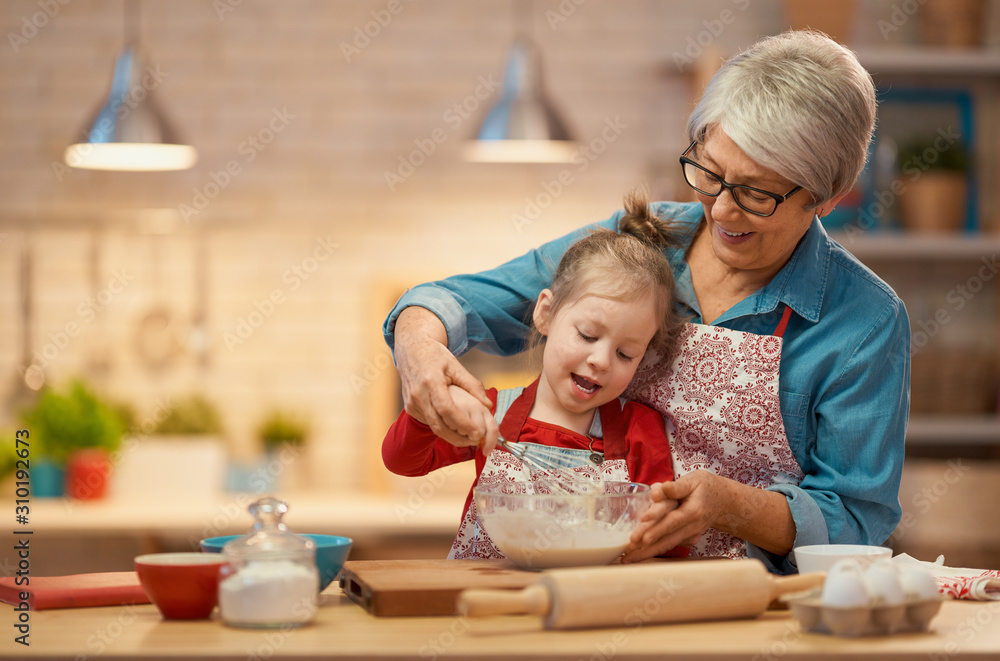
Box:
[892,553,1000,601]
[0,571,151,610]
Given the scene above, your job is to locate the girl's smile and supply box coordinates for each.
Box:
[531,291,659,435]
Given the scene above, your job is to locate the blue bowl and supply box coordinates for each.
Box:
[200,533,352,592]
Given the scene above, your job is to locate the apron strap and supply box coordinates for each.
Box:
[497,379,539,442]
[773,304,793,338]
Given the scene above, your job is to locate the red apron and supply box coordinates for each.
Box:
[626,306,804,558]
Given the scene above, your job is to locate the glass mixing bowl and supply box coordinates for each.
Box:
[473,481,651,570]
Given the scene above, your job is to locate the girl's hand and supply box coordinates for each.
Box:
[446,386,499,454]
[622,471,723,562]
[394,307,494,449]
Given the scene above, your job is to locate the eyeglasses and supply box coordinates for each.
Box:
[679,142,802,217]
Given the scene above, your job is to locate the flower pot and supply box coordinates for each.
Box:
[897,172,967,233]
[921,0,986,48]
[66,449,111,500]
[32,459,65,498]
[782,0,858,44]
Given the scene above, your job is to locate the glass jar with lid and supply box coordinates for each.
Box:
[218,496,318,628]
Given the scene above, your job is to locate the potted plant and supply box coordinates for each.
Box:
[113,393,227,499]
[18,379,125,499]
[257,410,310,453]
[896,135,972,234]
[233,409,311,494]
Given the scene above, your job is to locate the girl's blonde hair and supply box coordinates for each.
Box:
[532,189,685,361]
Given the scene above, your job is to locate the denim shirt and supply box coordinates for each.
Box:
[384,201,909,574]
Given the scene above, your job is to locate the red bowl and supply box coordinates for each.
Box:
[134,553,229,620]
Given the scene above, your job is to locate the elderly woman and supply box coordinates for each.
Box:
[382,31,909,574]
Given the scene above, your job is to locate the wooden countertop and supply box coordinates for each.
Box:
[10,492,462,539]
[4,589,1000,660]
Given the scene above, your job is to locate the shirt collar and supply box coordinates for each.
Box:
[657,203,829,324]
[757,215,829,324]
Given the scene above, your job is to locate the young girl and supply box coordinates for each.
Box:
[382,190,685,560]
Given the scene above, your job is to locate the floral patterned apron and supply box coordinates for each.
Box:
[449,379,631,560]
[626,306,804,559]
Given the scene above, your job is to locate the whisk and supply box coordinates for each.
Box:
[496,436,602,495]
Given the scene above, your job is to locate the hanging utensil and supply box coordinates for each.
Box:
[84,229,112,380]
[188,227,210,369]
[8,233,44,410]
[135,233,181,370]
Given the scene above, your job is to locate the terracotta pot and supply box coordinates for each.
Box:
[921,0,986,48]
[897,172,967,234]
[782,0,858,44]
[65,449,112,500]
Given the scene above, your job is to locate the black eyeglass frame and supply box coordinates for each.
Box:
[679,141,803,218]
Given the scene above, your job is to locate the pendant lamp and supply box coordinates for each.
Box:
[462,2,576,163]
[64,1,196,171]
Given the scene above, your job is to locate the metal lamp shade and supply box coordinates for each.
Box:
[463,38,576,163]
[64,47,196,171]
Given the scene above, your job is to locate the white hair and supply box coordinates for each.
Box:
[686,30,876,210]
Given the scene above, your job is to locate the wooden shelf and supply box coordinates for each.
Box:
[906,414,1000,446]
[829,231,1000,261]
[856,48,1000,77]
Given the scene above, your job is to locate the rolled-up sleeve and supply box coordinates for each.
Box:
[768,295,910,574]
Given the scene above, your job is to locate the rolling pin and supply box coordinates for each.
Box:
[458,559,824,629]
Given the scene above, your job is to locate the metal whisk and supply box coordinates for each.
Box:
[496,436,602,495]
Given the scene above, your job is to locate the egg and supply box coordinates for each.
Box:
[863,560,906,606]
[821,559,871,608]
[898,566,940,600]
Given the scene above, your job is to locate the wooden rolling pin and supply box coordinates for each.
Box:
[458,559,823,629]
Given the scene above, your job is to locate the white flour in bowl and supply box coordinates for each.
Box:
[482,509,631,569]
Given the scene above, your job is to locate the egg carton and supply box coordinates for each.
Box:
[780,589,947,637]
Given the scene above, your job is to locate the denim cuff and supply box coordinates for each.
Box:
[383,285,470,358]
[748,484,829,575]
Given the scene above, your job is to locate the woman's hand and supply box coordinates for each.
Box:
[622,469,796,562]
[394,307,496,450]
[622,471,724,562]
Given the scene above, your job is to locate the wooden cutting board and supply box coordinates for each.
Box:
[338,559,539,616]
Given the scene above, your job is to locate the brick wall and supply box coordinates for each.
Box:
[0,0,997,495]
